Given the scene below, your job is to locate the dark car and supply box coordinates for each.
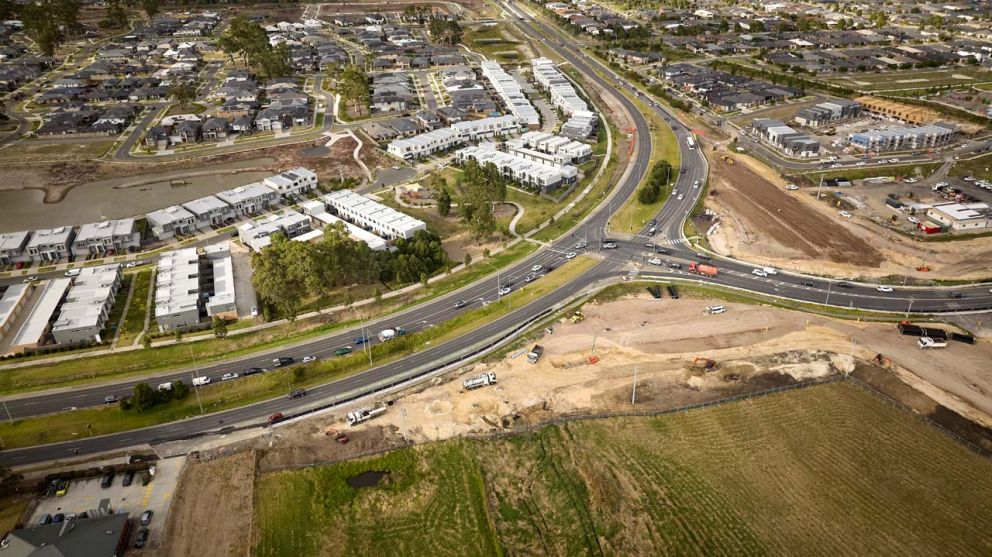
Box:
[39,514,52,525]
[949,292,964,299]
[140,510,153,526]
[134,528,149,549]
[288,389,306,399]
[669,262,682,270]
[800,280,818,288]
[654,247,670,255]
[334,347,353,356]
[52,513,65,523]
[453,300,468,309]
[242,367,264,376]
[697,254,712,262]
[100,471,115,488]
[648,219,657,227]
[272,357,294,367]
[836,282,853,288]
[122,470,135,487]
[354,336,369,345]
[103,395,119,405]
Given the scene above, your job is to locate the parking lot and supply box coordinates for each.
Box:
[29,456,184,551]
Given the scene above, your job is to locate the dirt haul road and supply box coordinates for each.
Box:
[707,151,992,280]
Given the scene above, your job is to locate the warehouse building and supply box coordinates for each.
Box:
[300,199,388,250]
[0,230,30,266]
[25,227,75,262]
[146,205,197,240]
[794,99,862,128]
[751,118,821,158]
[155,247,202,331]
[71,218,140,257]
[262,167,318,199]
[455,144,578,194]
[848,122,957,152]
[926,202,992,231]
[51,263,122,345]
[480,60,541,128]
[323,190,426,240]
[237,209,312,252]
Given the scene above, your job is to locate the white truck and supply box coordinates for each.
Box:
[378,327,406,342]
[192,376,211,387]
[686,135,696,150]
[527,345,544,364]
[347,403,388,426]
[762,267,778,275]
[463,372,498,391]
[918,336,947,349]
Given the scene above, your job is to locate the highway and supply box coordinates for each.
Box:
[2,2,990,466]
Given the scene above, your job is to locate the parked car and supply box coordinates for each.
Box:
[39,514,52,525]
[55,479,69,497]
[100,471,115,488]
[267,413,284,426]
[122,470,135,487]
[139,510,153,526]
[134,528,149,549]
[839,210,852,218]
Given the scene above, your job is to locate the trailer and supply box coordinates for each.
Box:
[378,327,407,342]
[463,372,498,390]
[897,323,924,336]
[951,332,976,344]
[347,403,388,426]
[527,344,544,364]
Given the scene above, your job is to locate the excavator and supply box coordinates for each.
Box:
[325,428,349,444]
[691,357,718,371]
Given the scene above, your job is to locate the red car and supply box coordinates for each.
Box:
[267,412,284,426]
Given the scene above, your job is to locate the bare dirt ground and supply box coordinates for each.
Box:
[154,450,256,557]
[707,151,992,279]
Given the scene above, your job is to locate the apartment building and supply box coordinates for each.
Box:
[0,230,30,266]
[237,209,312,252]
[25,226,75,262]
[848,122,957,152]
[262,167,318,199]
[511,131,593,164]
[751,118,821,158]
[183,195,235,229]
[532,58,587,115]
[146,205,197,240]
[51,263,122,345]
[71,218,140,257]
[155,247,202,331]
[204,242,237,318]
[323,190,426,240]
[7,278,71,353]
[480,60,540,128]
[456,145,578,194]
[216,182,280,216]
[300,199,388,251]
[387,115,521,160]
[795,99,862,128]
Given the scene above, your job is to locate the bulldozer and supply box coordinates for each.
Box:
[690,357,719,371]
[570,310,586,323]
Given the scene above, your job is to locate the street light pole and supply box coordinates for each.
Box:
[188,347,204,415]
[906,296,915,318]
[825,280,833,306]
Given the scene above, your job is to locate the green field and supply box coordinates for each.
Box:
[464,24,524,64]
[949,152,992,181]
[254,382,992,556]
[827,67,992,92]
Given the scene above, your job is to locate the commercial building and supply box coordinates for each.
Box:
[386,115,521,160]
[51,263,122,345]
[480,60,540,128]
[262,167,318,199]
[510,131,593,164]
[0,513,131,557]
[25,227,75,262]
[926,202,992,231]
[455,144,578,194]
[204,242,237,318]
[848,122,957,152]
[323,190,426,240]
[71,218,140,257]
[751,118,821,158]
[183,195,235,229]
[794,99,862,128]
[0,230,30,266]
[7,278,71,353]
[146,205,197,240]
[155,247,202,331]
[300,200,388,250]
[216,182,280,216]
[237,209,312,252]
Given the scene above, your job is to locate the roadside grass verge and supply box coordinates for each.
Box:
[795,162,942,184]
[0,256,597,449]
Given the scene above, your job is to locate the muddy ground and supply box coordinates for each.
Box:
[707,149,992,280]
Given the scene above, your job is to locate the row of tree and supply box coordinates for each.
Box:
[637,160,673,205]
[455,160,508,239]
[427,19,463,46]
[218,16,292,78]
[123,380,189,412]
[252,224,449,320]
[337,64,370,116]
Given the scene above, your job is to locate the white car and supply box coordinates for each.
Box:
[220,373,239,381]
[302,355,317,363]
[648,257,662,266]
[574,241,586,250]
[21,275,37,283]
[964,176,975,182]
[904,178,916,184]
[831,164,842,168]
[752,269,768,278]
[498,286,512,296]
[786,184,799,191]
[677,194,684,200]
[935,182,948,188]
[907,216,920,224]
[531,264,543,272]
[839,210,852,218]
[565,252,576,260]
[693,182,700,188]
[876,285,893,293]
[856,161,866,166]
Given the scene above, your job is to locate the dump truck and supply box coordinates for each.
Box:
[918,336,947,349]
[688,262,718,277]
[347,403,388,426]
[527,345,544,364]
[463,372,498,390]
[378,327,406,342]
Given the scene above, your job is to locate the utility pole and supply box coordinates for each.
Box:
[631,366,638,405]
[906,296,915,318]
[825,280,833,306]
[189,347,204,415]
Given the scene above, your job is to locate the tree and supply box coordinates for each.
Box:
[141,0,159,18]
[131,382,159,412]
[218,16,292,78]
[141,335,152,349]
[174,329,183,343]
[463,252,472,267]
[170,380,189,400]
[252,233,313,321]
[338,64,369,115]
[20,0,81,55]
[212,316,228,339]
[99,0,127,29]
[750,19,765,33]
[170,82,195,108]
[437,187,452,217]
[428,19,463,46]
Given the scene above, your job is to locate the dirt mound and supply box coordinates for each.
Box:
[256,424,407,473]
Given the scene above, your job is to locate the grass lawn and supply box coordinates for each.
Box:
[0,140,114,162]
[164,103,207,117]
[253,382,992,556]
[117,269,152,347]
[0,256,596,449]
[948,152,992,181]
[464,24,523,62]
[826,67,992,91]
[0,495,30,534]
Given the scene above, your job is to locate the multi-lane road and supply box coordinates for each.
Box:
[2,2,991,466]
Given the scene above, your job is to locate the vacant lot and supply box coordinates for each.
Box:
[950,152,992,182]
[0,140,114,163]
[827,68,992,92]
[253,382,992,556]
[464,24,524,63]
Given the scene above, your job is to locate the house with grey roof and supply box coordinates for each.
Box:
[71,218,140,257]
[146,205,197,240]
[0,511,130,557]
[183,195,235,229]
[26,227,75,262]
[0,230,30,266]
[215,182,279,216]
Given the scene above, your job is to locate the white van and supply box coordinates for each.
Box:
[762,267,778,275]
[64,269,81,277]
[157,382,173,392]
[704,305,726,315]
[192,376,210,387]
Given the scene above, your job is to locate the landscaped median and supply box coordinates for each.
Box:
[0,256,598,450]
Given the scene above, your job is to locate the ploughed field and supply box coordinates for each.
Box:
[253,382,992,556]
